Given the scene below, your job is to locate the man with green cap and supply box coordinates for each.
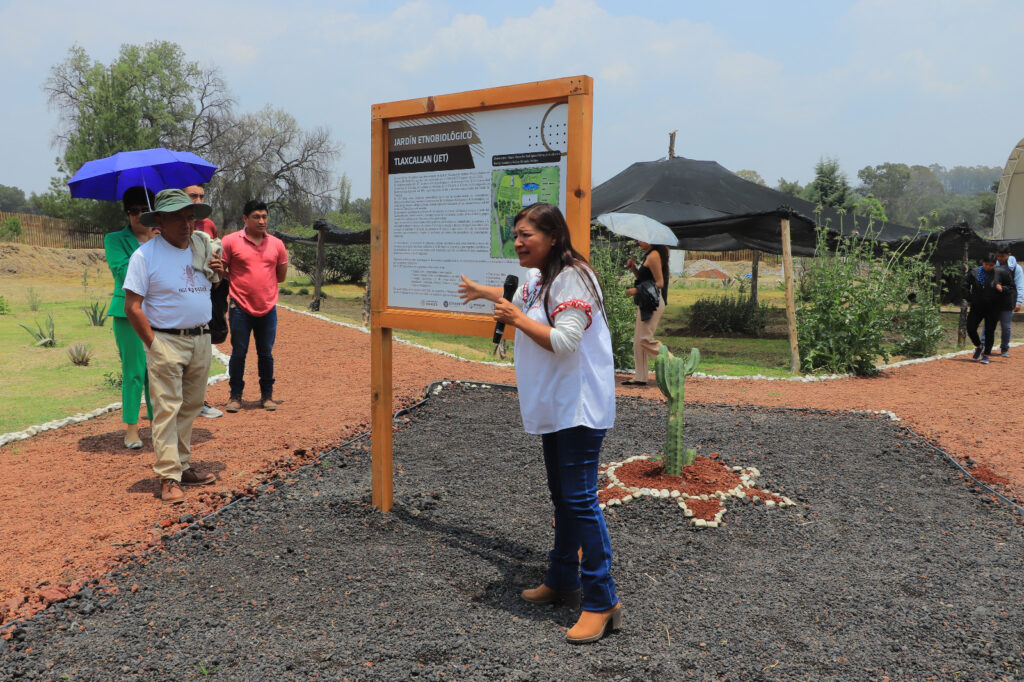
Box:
[123,188,226,505]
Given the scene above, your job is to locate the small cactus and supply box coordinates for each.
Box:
[67,343,94,366]
[654,346,701,476]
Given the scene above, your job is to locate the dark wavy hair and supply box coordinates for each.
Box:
[513,202,605,324]
[121,186,155,213]
[647,244,670,291]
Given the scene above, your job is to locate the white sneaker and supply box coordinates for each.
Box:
[199,404,223,418]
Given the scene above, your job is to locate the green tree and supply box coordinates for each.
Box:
[805,157,854,212]
[854,193,888,223]
[39,42,338,232]
[0,185,33,213]
[735,169,766,186]
[775,177,804,199]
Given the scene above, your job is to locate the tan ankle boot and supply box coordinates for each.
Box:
[520,584,581,605]
[566,603,622,644]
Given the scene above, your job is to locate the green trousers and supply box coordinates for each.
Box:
[113,316,152,425]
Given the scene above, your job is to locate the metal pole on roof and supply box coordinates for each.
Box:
[668,130,678,159]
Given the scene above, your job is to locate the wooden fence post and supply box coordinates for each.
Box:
[780,218,800,374]
[750,250,760,307]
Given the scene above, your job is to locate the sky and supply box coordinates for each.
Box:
[2,0,1023,202]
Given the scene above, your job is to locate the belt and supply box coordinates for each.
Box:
[151,325,209,336]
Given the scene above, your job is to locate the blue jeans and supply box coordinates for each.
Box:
[229,306,277,398]
[541,426,618,612]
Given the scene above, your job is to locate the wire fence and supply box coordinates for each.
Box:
[0,212,105,249]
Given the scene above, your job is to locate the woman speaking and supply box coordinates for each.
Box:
[458,203,620,644]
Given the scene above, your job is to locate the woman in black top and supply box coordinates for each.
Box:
[623,241,669,385]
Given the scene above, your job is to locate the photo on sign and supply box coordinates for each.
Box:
[490,166,561,258]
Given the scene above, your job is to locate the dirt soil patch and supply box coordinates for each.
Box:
[0,306,1021,633]
[1,386,1021,679]
[0,244,107,279]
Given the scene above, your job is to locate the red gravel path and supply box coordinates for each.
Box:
[0,308,1020,625]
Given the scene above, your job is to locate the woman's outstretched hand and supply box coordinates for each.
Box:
[458,275,484,303]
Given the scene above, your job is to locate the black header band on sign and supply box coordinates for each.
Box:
[389,146,476,175]
[492,151,562,167]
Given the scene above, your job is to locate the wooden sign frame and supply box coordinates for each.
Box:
[369,76,594,512]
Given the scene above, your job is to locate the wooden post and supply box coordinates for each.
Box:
[780,218,800,374]
[750,250,760,307]
[311,225,326,312]
[668,129,678,159]
[369,112,393,513]
[957,240,969,348]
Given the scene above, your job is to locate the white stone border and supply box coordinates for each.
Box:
[0,348,230,449]
[598,454,797,528]
[689,341,1023,382]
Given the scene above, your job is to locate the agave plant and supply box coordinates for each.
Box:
[67,343,94,366]
[654,346,701,476]
[19,313,56,347]
[82,301,108,327]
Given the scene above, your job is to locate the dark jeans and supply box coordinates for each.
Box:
[541,426,618,612]
[981,309,1013,352]
[229,306,277,398]
[967,304,998,354]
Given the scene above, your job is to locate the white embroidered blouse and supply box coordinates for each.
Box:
[511,266,616,435]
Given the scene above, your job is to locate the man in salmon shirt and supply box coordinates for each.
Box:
[221,199,289,412]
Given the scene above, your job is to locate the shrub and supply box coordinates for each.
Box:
[297,288,309,295]
[797,225,940,375]
[0,295,10,315]
[27,287,41,311]
[20,313,55,347]
[279,288,294,296]
[82,301,108,326]
[589,234,636,369]
[892,298,945,358]
[0,216,22,241]
[289,242,370,284]
[690,294,770,336]
[103,370,123,389]
[67,343,94,366]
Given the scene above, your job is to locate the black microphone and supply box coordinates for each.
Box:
[492,274,519,344]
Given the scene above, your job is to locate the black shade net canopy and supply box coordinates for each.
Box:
[591,156,1024,262]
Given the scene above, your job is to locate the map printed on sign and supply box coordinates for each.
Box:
[387,103,568,314]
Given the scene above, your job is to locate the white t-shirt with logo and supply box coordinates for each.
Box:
[123,235,212,329]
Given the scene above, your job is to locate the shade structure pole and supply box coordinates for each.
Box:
[780,218,800,374]
[957,240,969,348]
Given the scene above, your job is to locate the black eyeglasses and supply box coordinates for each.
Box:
[126,207,146,216]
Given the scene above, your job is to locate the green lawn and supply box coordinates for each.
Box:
[1,276,224,435]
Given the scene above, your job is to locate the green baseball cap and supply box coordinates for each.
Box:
[140,188,212,227]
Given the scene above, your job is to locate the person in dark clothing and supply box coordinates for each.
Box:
[963,253,1013,364]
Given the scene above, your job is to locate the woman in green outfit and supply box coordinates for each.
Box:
[104,186,156,449]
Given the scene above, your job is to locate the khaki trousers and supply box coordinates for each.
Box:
[146,332,212,481]
[632,298,665,382]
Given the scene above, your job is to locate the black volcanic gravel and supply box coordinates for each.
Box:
[2,382,1023,680]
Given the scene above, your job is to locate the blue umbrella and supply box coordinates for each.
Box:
[67,148,217,202]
